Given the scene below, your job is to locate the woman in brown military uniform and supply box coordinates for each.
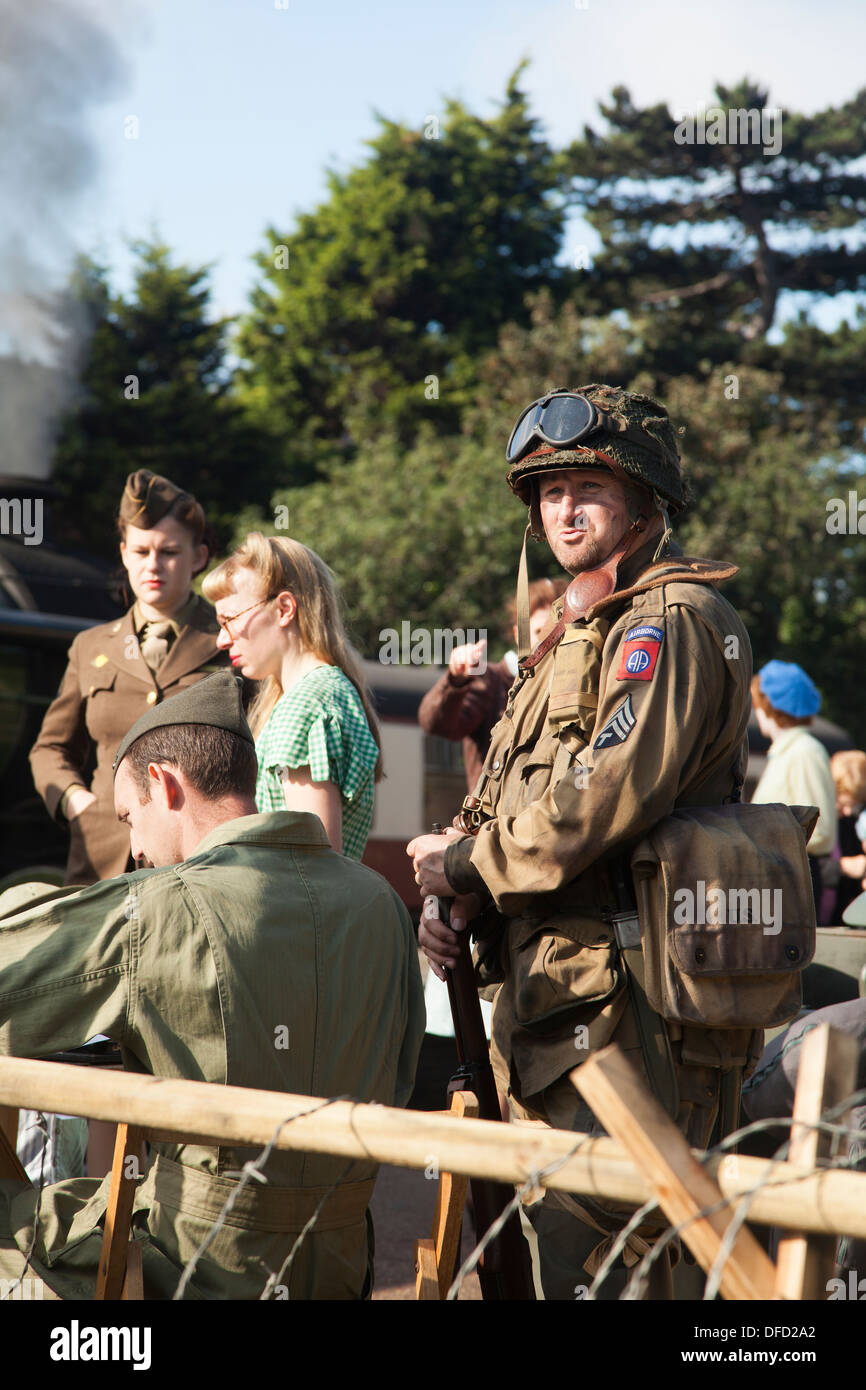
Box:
[30,470,227,885]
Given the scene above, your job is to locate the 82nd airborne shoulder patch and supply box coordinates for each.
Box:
[616,624,663,682]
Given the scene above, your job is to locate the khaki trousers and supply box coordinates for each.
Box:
[508,1000,729,1301]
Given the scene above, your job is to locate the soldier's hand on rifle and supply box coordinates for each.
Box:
[418,893,481,981]
[448,639,487,680]
[407,828,463,897]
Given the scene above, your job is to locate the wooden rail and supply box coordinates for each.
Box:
[0,1055,864,1240]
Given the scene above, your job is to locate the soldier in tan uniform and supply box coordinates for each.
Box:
[0,672,425,1299]
[30,470,227,885]
[411,384,755,1299]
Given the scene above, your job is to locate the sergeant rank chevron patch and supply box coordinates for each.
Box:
[593,695,636,750]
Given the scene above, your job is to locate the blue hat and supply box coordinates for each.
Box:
[758,660,821,718]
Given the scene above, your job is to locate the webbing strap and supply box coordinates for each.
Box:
[619,946,680,1122]
[516,523,532,661]
[717,1067,743,1144]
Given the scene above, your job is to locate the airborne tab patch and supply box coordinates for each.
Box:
[593,695,636,750]
[616,624,663,682]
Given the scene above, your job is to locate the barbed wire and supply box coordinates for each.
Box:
[445,1090,866,1303]
[173,1095,350,1301]
[585,1195,662,1299]
[617,1098,866,1302]
[3,1078,864,1304]
[564,1099,866,1300]
[446,1131,594,1300]
[259,1155,358,1300]
[0,1109,48,1301]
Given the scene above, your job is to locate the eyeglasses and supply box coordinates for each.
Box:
[506,390,660,465]
[216,597,273,640]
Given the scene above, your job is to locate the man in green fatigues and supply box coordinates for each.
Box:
[0,672,425,1300]
[411,384,757,1299]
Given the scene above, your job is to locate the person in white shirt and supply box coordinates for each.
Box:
[750,659,837,914]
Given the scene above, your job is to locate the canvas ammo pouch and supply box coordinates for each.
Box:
[628,802,818,1029]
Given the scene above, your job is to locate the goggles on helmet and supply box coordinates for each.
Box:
[506,390,662,465]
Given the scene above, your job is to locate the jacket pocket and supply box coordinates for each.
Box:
[546,619,609,743]
[83,664,117,698]
[517,730,559,807]
[508,911,621,1032]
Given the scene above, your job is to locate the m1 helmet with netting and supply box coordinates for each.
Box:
[506,383,687,535]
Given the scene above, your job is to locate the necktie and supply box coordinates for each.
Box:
[139,621,174,672]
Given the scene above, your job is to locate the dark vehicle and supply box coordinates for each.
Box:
[0,513,118,887]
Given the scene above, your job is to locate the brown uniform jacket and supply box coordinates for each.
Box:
[29,595,227,884]
[417,660,513,790]
[444,538,755,1124]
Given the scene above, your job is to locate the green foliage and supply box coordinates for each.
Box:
[651,367,866,741]
[53,242,275,560]
[237,288,866,743]
[255,429,528,659]
[234,65,570,486]
[48,72,866,747]
[567,81,866,374]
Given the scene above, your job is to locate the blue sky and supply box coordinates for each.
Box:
[37,0,866,331]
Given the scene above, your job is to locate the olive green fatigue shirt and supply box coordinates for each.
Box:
[445,539,755,1139]
[0,811,426,1300]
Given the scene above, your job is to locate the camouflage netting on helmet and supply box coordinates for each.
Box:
[506,383,688,515]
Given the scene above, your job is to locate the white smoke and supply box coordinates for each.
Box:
[0,0,129,476]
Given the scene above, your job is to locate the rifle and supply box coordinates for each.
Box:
[431,823,534,1300]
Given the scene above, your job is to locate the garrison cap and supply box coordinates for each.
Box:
[113,671,253,774]
[120,469,195,530]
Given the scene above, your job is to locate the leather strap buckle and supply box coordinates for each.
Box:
[457,796,487,836]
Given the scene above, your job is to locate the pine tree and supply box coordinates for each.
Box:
[235,66,570,487]
[53,242,274,559]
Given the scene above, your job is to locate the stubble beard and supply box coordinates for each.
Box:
[551,532,609,576]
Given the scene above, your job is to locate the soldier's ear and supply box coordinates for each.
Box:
[147,761,181,808]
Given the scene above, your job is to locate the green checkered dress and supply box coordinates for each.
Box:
[254,665,378,860]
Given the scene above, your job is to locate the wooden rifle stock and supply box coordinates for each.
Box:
[432,825,534,1300]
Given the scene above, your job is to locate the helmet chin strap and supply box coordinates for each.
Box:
[652,494,673,562]
[516,521,534,662]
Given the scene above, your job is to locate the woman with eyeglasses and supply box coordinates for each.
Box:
[202,532,381,858]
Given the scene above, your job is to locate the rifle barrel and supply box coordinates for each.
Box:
[431,828,534,1300]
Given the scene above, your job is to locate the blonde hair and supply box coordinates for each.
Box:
[831,749,866,804]
[203,533,382,779]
